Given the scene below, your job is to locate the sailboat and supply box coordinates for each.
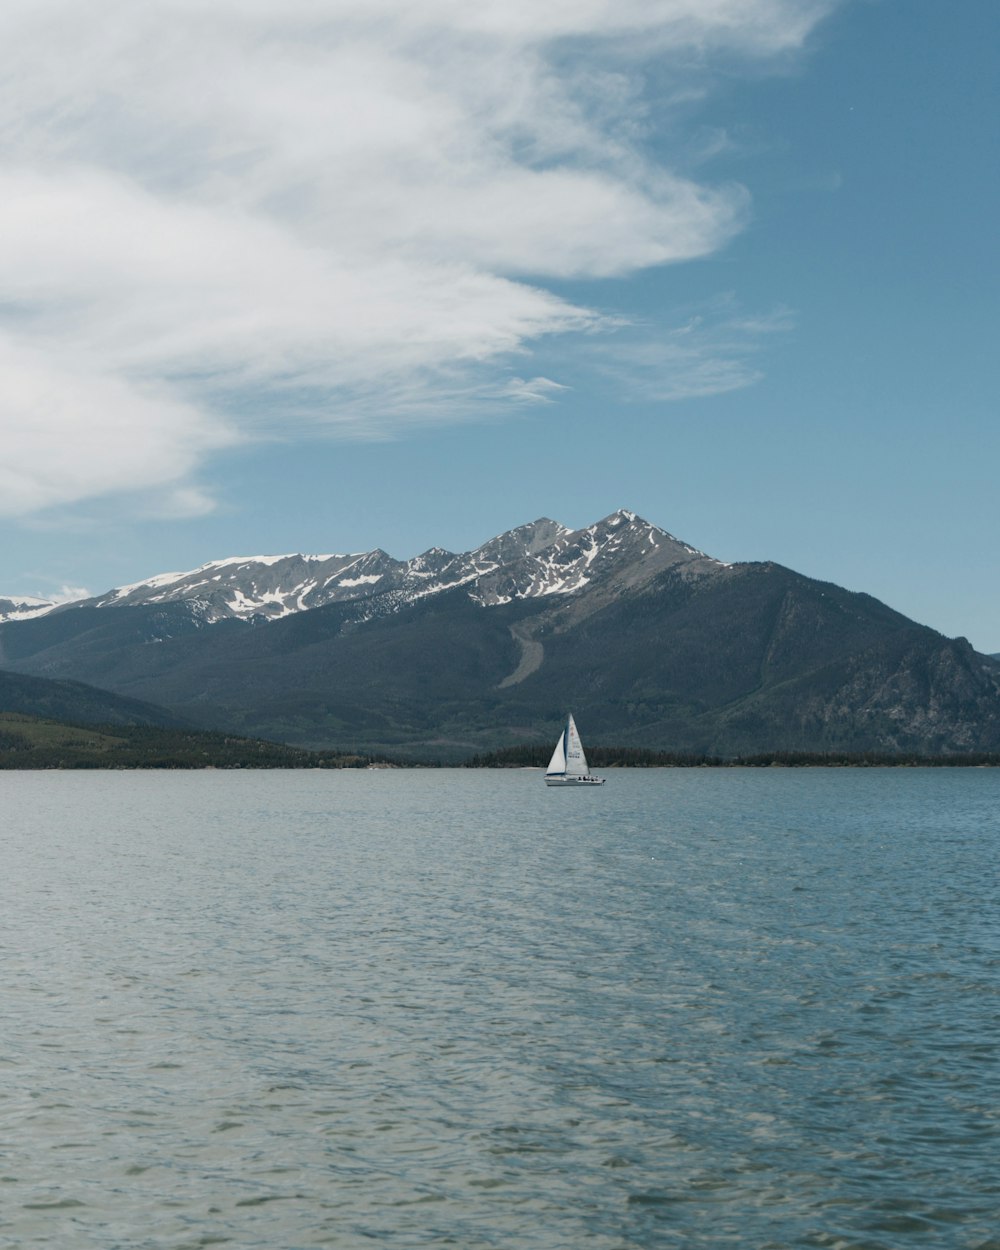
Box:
[544,714,604,786]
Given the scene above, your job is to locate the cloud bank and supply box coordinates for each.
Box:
[0,0,834,516]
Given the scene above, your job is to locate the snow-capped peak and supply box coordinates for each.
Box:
[0,595,58,623]
[0,511,723,626]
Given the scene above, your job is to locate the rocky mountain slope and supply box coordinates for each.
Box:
[2,511,998,759]
[0,511,715,624]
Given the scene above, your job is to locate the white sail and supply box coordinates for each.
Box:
[564,714,588,777]
[546,727,567,776]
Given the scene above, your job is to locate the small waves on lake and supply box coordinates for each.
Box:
[2,767,999,1248]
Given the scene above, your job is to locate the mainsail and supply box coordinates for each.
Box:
[564,713,588,777]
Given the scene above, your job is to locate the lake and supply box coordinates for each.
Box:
[2,768,998,1248]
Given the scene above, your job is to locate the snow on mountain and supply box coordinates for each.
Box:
[467,510,722,605]
[0,596,57,623]
[90,551,404,621]
[0,511,724,626]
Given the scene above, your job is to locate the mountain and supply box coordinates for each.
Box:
[0,512,712,625]
[0,596,56,622]
[0,669,186,728]
[2,510,998,759]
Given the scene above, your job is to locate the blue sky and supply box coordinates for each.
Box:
[2,0,998,649]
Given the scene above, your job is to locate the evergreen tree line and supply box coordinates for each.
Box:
[0,719,392,770]
[463,744,1000,769]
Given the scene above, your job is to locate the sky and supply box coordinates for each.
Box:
[1,0,998,648]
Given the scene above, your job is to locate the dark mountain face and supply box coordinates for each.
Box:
[0,669,187,729]
[511,562,1000,756]
[1,511,997,758]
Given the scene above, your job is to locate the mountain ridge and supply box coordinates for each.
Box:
[2,510,997,760]
[0,510,720,625]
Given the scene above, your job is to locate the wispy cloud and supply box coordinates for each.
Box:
[0,0,835,516]
[574,300,798,402]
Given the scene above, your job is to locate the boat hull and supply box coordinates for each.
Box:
[544,775,605,786]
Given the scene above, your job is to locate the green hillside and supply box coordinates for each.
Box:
[0,667,185,727]
[0,712,381,769]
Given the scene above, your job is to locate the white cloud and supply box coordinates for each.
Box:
[0,0,835,516]
[47,585,92,605]
[498,377,570,404]
[0,333,237,517]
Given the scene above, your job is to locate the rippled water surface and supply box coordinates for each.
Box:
[2,768,999,1248]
